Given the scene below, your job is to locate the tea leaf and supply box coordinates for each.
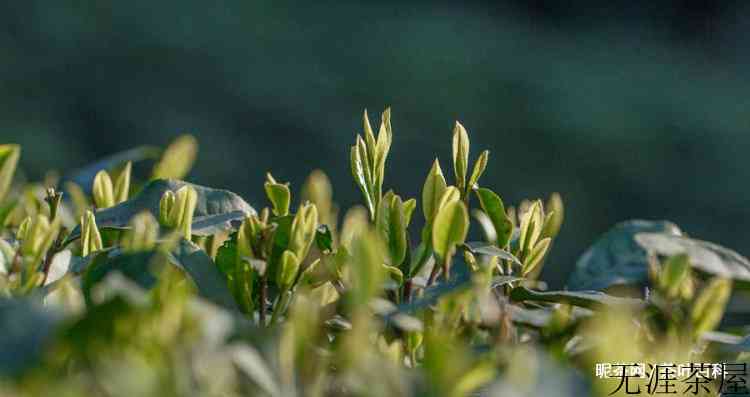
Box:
[567,220,683,290]
[658,254,690,299]
[691,278,732,336]
[467,150,489,190]
[432,200,469,262]
[474,188,513,248]
[277,250,300,292]
[67,179,255,242]
[264,173,291,216]
[151,134,198,180]
[451,121,469,192]
[92,170,115,209]
[113,161,132,204]
[510,286,646,310]
[376,193,408,268]
[542,192,564,238]
[0,144,20,204]
[464,242,521,265]
[422,159,447,223]
[522,237,551,276]
[636,232,750,282]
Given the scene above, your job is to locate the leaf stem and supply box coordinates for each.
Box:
[259,272,268,326]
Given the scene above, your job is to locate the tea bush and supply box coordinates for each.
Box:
[0,109,748,396]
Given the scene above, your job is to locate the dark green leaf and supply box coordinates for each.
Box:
[567,220,682,290]
[635,233,750,282]
[474,188,513,248]
[315,224,333,253]
[169,239,240,311]
[509,286,646,310]
[0,297,62,377]
[66,179,256,243]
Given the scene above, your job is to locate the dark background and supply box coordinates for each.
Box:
[2,1,748,287]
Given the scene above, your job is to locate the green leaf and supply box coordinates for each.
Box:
[522,237,551,276]
[635,232,750,282]
[464,242,521,265]
[314,224,333,253]
[373,108,392,202]
[264,173,290,216]
[422,159,447,223]
[121,211,158,253]
[376,193,407,268]
[151,134,198,180]
[267,215,294,285]
[567,220,683,290]
[542,192,564,238]
[92,170,115,209]
[0,144,20,204]
[350,144,375,219]
[80,211,103,257]
[362,110,377,168]
[474,188,513,248]
[691,278,732,336]
[66,179,256,243]
[436,186,461,212]
[349,231,386,306]
[659,253,690,298]
[509,286,646,310]
[451,121,469,192]
[170,185,198,239]
[382,263,404,286]
[288,203,318,261]
[276,250,300,291]
[467,150,488,190]
[215,232,238,276]
[168,239,240,311]
[113,161,132,204]
[431,200,469,262]
[518,200,543,257]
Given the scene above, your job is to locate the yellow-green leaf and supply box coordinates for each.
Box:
[451,121,470,192]
[691,278,732,336]
[659,254,690,299]
[422,159,447,223]
[277,249,300,291]
[522,237,551,276]
[467,150,489,191]
[542,192,564,238]
[152,134,198,180]
[92,170,115,209]
[264,173,291,216]
[432,200,469,261]
[113,161,132,204]
[0,144,20,203]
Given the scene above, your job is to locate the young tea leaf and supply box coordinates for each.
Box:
[474,188,513,248]
[0,144,20,204]
[432,200,469,262]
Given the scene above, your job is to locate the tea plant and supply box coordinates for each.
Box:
[0,109,748,396]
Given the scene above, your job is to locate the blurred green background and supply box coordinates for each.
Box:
[2,1,748,287]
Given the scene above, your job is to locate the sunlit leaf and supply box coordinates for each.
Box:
[151,134,198,180]
[0,144,20,204]
[67,179,255,243]
[567,220,683,290]
[432,200,469,262]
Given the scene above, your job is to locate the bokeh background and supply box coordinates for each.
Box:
[2,1,748,287]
